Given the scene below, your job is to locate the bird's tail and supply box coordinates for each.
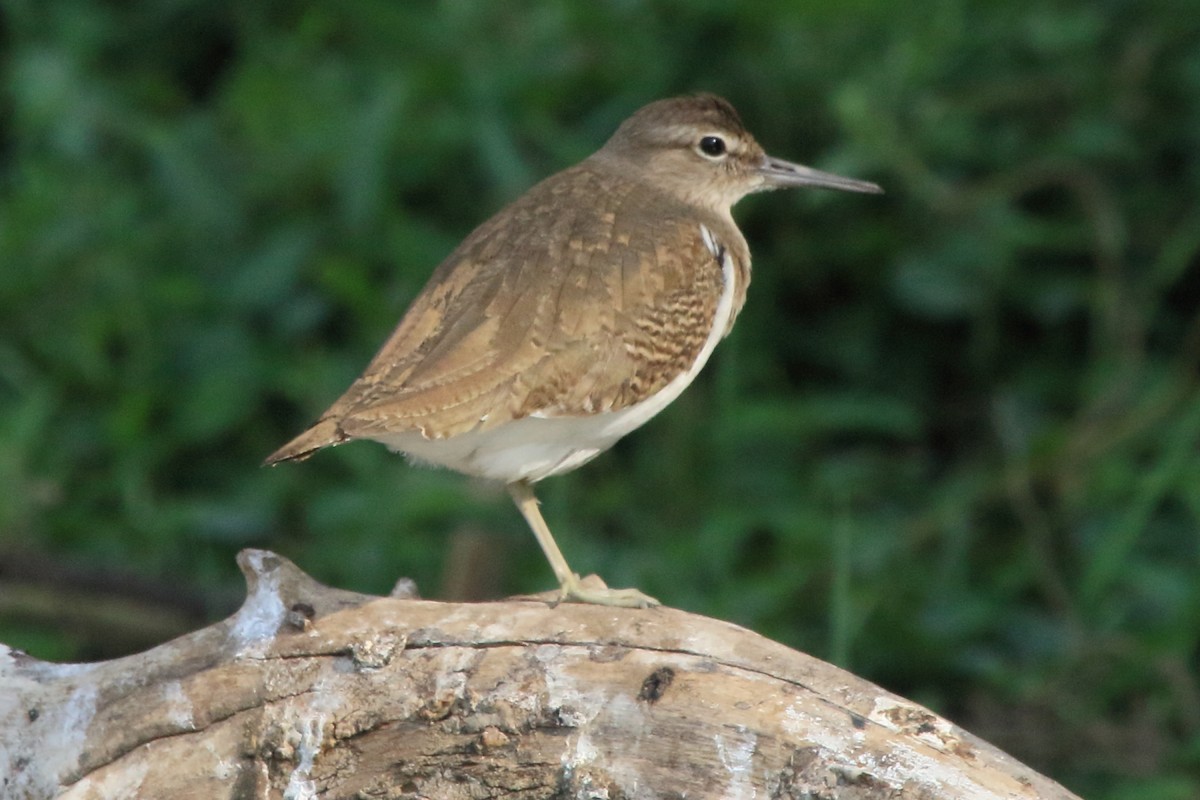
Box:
[263,418,348,466]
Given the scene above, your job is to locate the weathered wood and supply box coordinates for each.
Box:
[0,550,1081,800]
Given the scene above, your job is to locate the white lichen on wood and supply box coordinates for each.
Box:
[0,550,1082,800]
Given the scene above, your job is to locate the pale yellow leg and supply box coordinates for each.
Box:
[507,481,659,608]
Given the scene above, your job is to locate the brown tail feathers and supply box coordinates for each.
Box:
[263,418,347,466]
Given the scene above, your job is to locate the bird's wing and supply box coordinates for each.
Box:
[265,164,731,462]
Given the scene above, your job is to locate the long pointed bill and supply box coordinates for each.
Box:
[760,156,883,194]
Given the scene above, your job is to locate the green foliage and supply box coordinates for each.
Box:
[2,1,1198,796]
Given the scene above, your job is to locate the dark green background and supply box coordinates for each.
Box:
[2,2,1197,796]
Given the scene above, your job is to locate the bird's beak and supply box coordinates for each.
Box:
[758,156,883,194]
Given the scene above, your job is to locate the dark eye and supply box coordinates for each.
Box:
[698,136,726,157]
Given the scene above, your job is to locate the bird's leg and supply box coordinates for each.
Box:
[506,481,659,608]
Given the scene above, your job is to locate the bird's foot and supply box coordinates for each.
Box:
[557,573,660,608]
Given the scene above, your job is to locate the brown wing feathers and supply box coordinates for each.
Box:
[264,163,727,464]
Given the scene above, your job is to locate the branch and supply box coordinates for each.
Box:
[1,550,1081,799]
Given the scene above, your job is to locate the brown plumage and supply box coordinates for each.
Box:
[266,93,881,607]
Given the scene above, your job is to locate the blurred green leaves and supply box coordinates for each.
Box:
[1,2,1198,797]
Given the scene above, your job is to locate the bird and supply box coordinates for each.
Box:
[265,93,881,608]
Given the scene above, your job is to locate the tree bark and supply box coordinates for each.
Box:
[1,550,1081,800]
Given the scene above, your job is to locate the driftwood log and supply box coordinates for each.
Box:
[1,550,1081,800]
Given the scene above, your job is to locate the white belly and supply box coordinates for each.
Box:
[375,224,737,484]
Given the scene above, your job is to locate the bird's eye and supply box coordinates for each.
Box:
[698,135,727,158]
